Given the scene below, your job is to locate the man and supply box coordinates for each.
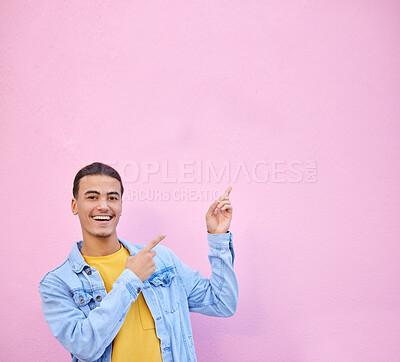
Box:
[39,162,238,362]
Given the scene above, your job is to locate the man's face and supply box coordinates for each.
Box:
[71,174,123,240]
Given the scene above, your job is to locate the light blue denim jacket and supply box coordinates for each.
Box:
[38,232,238,362]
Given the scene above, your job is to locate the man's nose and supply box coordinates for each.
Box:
[97,198,109,210]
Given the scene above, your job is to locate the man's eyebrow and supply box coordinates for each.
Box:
[84,190,100,196]
[107,191,120,197]
[84,190,120,197]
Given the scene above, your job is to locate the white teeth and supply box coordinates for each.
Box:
[93,216,112,221]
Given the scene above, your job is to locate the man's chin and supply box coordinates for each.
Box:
[89,230,114,238]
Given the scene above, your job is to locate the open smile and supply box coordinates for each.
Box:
[91,215,114,225]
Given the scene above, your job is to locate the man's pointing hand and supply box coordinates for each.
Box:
[206,186,233,234]
[125,233,166,282]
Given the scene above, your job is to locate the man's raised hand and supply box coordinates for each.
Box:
[125,234,166,282]
[205,186,233,234]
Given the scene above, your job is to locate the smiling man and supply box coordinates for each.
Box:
[38,162,238,362]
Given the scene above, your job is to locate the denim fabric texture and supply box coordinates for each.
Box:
[39,232,238,362]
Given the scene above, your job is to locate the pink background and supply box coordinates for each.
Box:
[1,1,400,361]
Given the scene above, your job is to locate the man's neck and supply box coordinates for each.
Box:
[80,232,121,257]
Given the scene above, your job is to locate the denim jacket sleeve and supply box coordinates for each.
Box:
[38,268,143,362]
[169,231,239,317]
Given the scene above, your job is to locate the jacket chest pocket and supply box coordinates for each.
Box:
[149,270,180,314]
[73,292,95,317]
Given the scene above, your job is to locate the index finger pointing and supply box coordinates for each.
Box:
[222,185,233,199]
[142,233,166,253]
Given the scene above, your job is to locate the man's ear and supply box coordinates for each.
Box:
[71,198,78,215]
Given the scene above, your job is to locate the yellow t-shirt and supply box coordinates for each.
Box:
[83,244,162,362]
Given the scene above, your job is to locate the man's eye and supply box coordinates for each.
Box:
[109,197,118,201]
[88,196,97,199]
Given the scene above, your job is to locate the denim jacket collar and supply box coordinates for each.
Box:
[68,238,139,273]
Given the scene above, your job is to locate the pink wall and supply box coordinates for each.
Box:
[1,1,400,361]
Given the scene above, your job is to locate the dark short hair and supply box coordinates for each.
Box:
[73,162,124,199]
